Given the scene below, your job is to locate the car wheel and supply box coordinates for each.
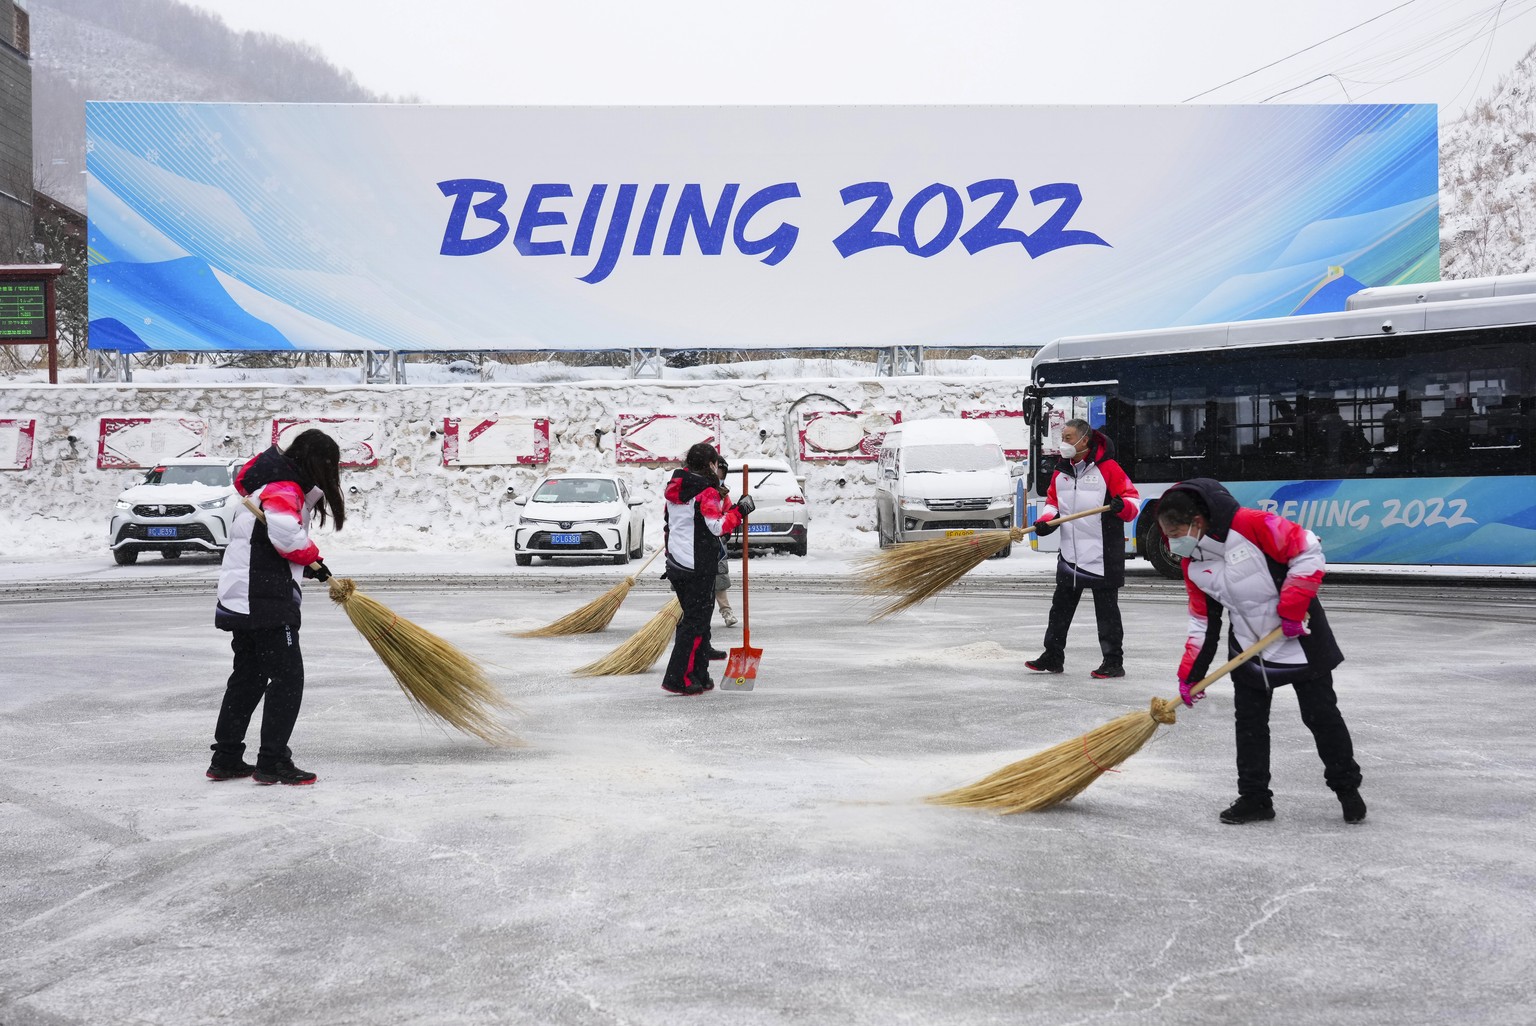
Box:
[630,526,643,560]
[113,548,138,566]
[613,551,630,566]
[989,542,1012,560]
[162,548,182,560]
[792,532,808,557]
[1140,505,1183,581]
[515,554,533,567]
[877,507,894,549]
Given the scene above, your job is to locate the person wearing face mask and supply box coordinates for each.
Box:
[1024,418,1141,679]
[1156,479,1365,826]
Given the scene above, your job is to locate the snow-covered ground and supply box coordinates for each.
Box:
[2,571,1533,1025]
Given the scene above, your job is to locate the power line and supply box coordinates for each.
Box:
[1183,0,1422,101]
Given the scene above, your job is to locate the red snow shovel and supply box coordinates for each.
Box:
[721,465,763,691]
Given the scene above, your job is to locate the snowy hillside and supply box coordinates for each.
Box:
[1440,42,1536,279]
[28,0,413,209]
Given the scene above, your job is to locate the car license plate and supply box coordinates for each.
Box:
[550,532,581,545]
[945,529,976,538]
[748,523,772,534]
[147,527,178,538]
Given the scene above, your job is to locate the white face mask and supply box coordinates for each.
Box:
[1167,527,1202,558]
[1058,439,1080,460]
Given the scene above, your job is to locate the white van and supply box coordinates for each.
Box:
[874,418,1023,556]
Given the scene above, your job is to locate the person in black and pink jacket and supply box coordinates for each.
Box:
[1025,418,1141,679]
[1156,478,1366,825]
[660,442,752,696]
[206,429,345,785]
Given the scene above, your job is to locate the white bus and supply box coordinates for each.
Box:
[1023,274,1536,578]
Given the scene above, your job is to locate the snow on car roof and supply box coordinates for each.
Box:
[889,419,1002,446]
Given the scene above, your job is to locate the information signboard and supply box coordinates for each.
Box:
[0,281,47,340]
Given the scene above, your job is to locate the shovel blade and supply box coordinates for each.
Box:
[720,644,763,691]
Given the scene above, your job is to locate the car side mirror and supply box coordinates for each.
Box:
[1010,463,1026,478]
[628,500,643,507]
[513,495,527,506]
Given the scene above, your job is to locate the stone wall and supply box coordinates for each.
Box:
[0,377,1031,554]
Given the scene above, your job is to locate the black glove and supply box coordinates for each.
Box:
[1108,494,1126,515]
[303,561,333,582]
[1032,516,1056,537]
[735,494,757,516]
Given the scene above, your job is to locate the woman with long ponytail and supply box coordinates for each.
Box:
[206,429,345,785]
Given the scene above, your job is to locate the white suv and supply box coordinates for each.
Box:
[109,458,240,565]
[720,456,810,556]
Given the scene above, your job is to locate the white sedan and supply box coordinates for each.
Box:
[512,473,646,566]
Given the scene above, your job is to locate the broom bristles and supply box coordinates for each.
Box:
[329,578,520,747]
[926,698,1179,813]
[514,576,636,637]
[572,598,683,677]
[854,527,1022,620]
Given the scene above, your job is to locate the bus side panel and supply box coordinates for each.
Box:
[1222,477,1536,566]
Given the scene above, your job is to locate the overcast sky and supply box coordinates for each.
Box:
[174,0,1536,120]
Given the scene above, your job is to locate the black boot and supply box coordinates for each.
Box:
[1337,788,1367,824]
[704,646,728,660]
[1219,795,1275,824]
[1025,652,1064,673]
[1090,661,1125,679]
[206,759,256,781]
[253,760,317,785]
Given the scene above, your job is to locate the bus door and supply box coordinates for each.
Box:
[1023,386,1111,553]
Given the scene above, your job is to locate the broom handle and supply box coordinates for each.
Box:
[240,496,326,573]
[1184,626,1287,700]
[633,544,663,576]
[1020,504,1111,536]
[739,465,750,647]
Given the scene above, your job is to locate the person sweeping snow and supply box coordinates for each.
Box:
[1026,418,1141,679]
[1156,478,1366,825]
[660,443,753,696]
[206,429,345,785]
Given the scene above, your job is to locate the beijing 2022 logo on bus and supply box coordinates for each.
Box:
[436,179,1110,284]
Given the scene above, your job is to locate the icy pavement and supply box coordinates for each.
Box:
[1,575,1533,1025]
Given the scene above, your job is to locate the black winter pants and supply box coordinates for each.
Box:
[1042,580,1123,664]
[663,572,716,690]
[1234,671,1362,799]
[211,626,305,768]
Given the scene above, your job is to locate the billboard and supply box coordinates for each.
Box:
[85,103,1438,353]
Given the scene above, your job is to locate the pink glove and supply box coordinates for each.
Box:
[1281,617,1307,638]
[1178,680,1204,708]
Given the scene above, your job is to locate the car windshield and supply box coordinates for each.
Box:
[902,443,1003,473]
[143,465,232,487]
[532,478,619,503]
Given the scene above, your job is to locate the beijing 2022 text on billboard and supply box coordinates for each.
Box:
[84,103,1438,353]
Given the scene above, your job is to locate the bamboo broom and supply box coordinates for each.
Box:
[855,506,1110,621]
[926,627,1285,813]
[571,598,683,677]
[326,577,519,747]
[240,498,518,747]
[515,546,664,637]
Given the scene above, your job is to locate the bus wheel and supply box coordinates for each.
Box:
[1141,518,1183,581]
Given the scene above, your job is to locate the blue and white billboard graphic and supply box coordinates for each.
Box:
[85,103,1438,353]
[1223,478,1536,566]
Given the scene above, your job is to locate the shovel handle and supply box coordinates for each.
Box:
[1184,626,1287,700]
[738,465,750,647]
[240,495,326,574]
